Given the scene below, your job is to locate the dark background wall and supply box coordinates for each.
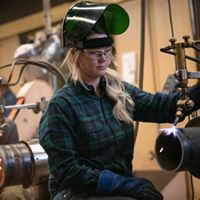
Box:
[0,0,74,25]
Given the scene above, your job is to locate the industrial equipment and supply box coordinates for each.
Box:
[155,35,200,179]
[0,139,48,188]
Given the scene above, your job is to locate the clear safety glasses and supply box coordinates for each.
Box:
[83,47,112,59]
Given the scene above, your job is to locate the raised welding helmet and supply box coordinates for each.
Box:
[62,1,129,48]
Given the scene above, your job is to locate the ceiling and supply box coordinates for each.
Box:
[0,0,74,25]
[0,0,123,26]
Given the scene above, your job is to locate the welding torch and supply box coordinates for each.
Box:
[155,35,200,179]
[161,36,198,126]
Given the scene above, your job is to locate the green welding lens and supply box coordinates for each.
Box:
[103,4,129,35]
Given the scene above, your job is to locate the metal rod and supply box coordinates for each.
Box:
[42,0,52,36]
[5,103,37,110]
[187,71,200,79]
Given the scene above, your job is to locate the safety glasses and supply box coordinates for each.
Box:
[83,47,112,59]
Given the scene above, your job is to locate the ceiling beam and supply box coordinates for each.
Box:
[0,3,71,40]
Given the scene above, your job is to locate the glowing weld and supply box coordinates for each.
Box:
[160,126,179,137]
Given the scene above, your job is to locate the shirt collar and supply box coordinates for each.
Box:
[67,76,107,96]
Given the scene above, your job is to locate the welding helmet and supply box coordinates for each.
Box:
[62,1,129,48]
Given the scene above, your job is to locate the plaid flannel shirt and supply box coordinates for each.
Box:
[39,78,200,198]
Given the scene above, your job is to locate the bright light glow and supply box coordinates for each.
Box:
[159,147,164,153]
[160,126,179,137]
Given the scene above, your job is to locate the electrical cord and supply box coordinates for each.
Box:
[168,0,175,38]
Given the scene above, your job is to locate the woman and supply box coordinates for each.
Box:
[39,1,200,200]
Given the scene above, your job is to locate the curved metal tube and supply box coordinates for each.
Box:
[155,127,200,178]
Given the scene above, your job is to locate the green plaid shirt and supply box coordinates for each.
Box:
[39,78,200,198]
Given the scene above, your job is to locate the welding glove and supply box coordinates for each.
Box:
[97,169,163,200]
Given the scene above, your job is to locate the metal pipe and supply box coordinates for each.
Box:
[155,127,200,178]
[42,0,52,36]
[5,103,37,110]
[134,0,146,143]
[0,139,48,188]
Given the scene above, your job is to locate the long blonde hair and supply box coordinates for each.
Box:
[64,47,134,125]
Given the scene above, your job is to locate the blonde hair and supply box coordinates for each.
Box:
[64,48,134,125]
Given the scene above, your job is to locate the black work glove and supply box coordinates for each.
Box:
[97,169,163,200]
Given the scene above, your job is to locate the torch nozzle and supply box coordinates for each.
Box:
[173,116,180,127]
